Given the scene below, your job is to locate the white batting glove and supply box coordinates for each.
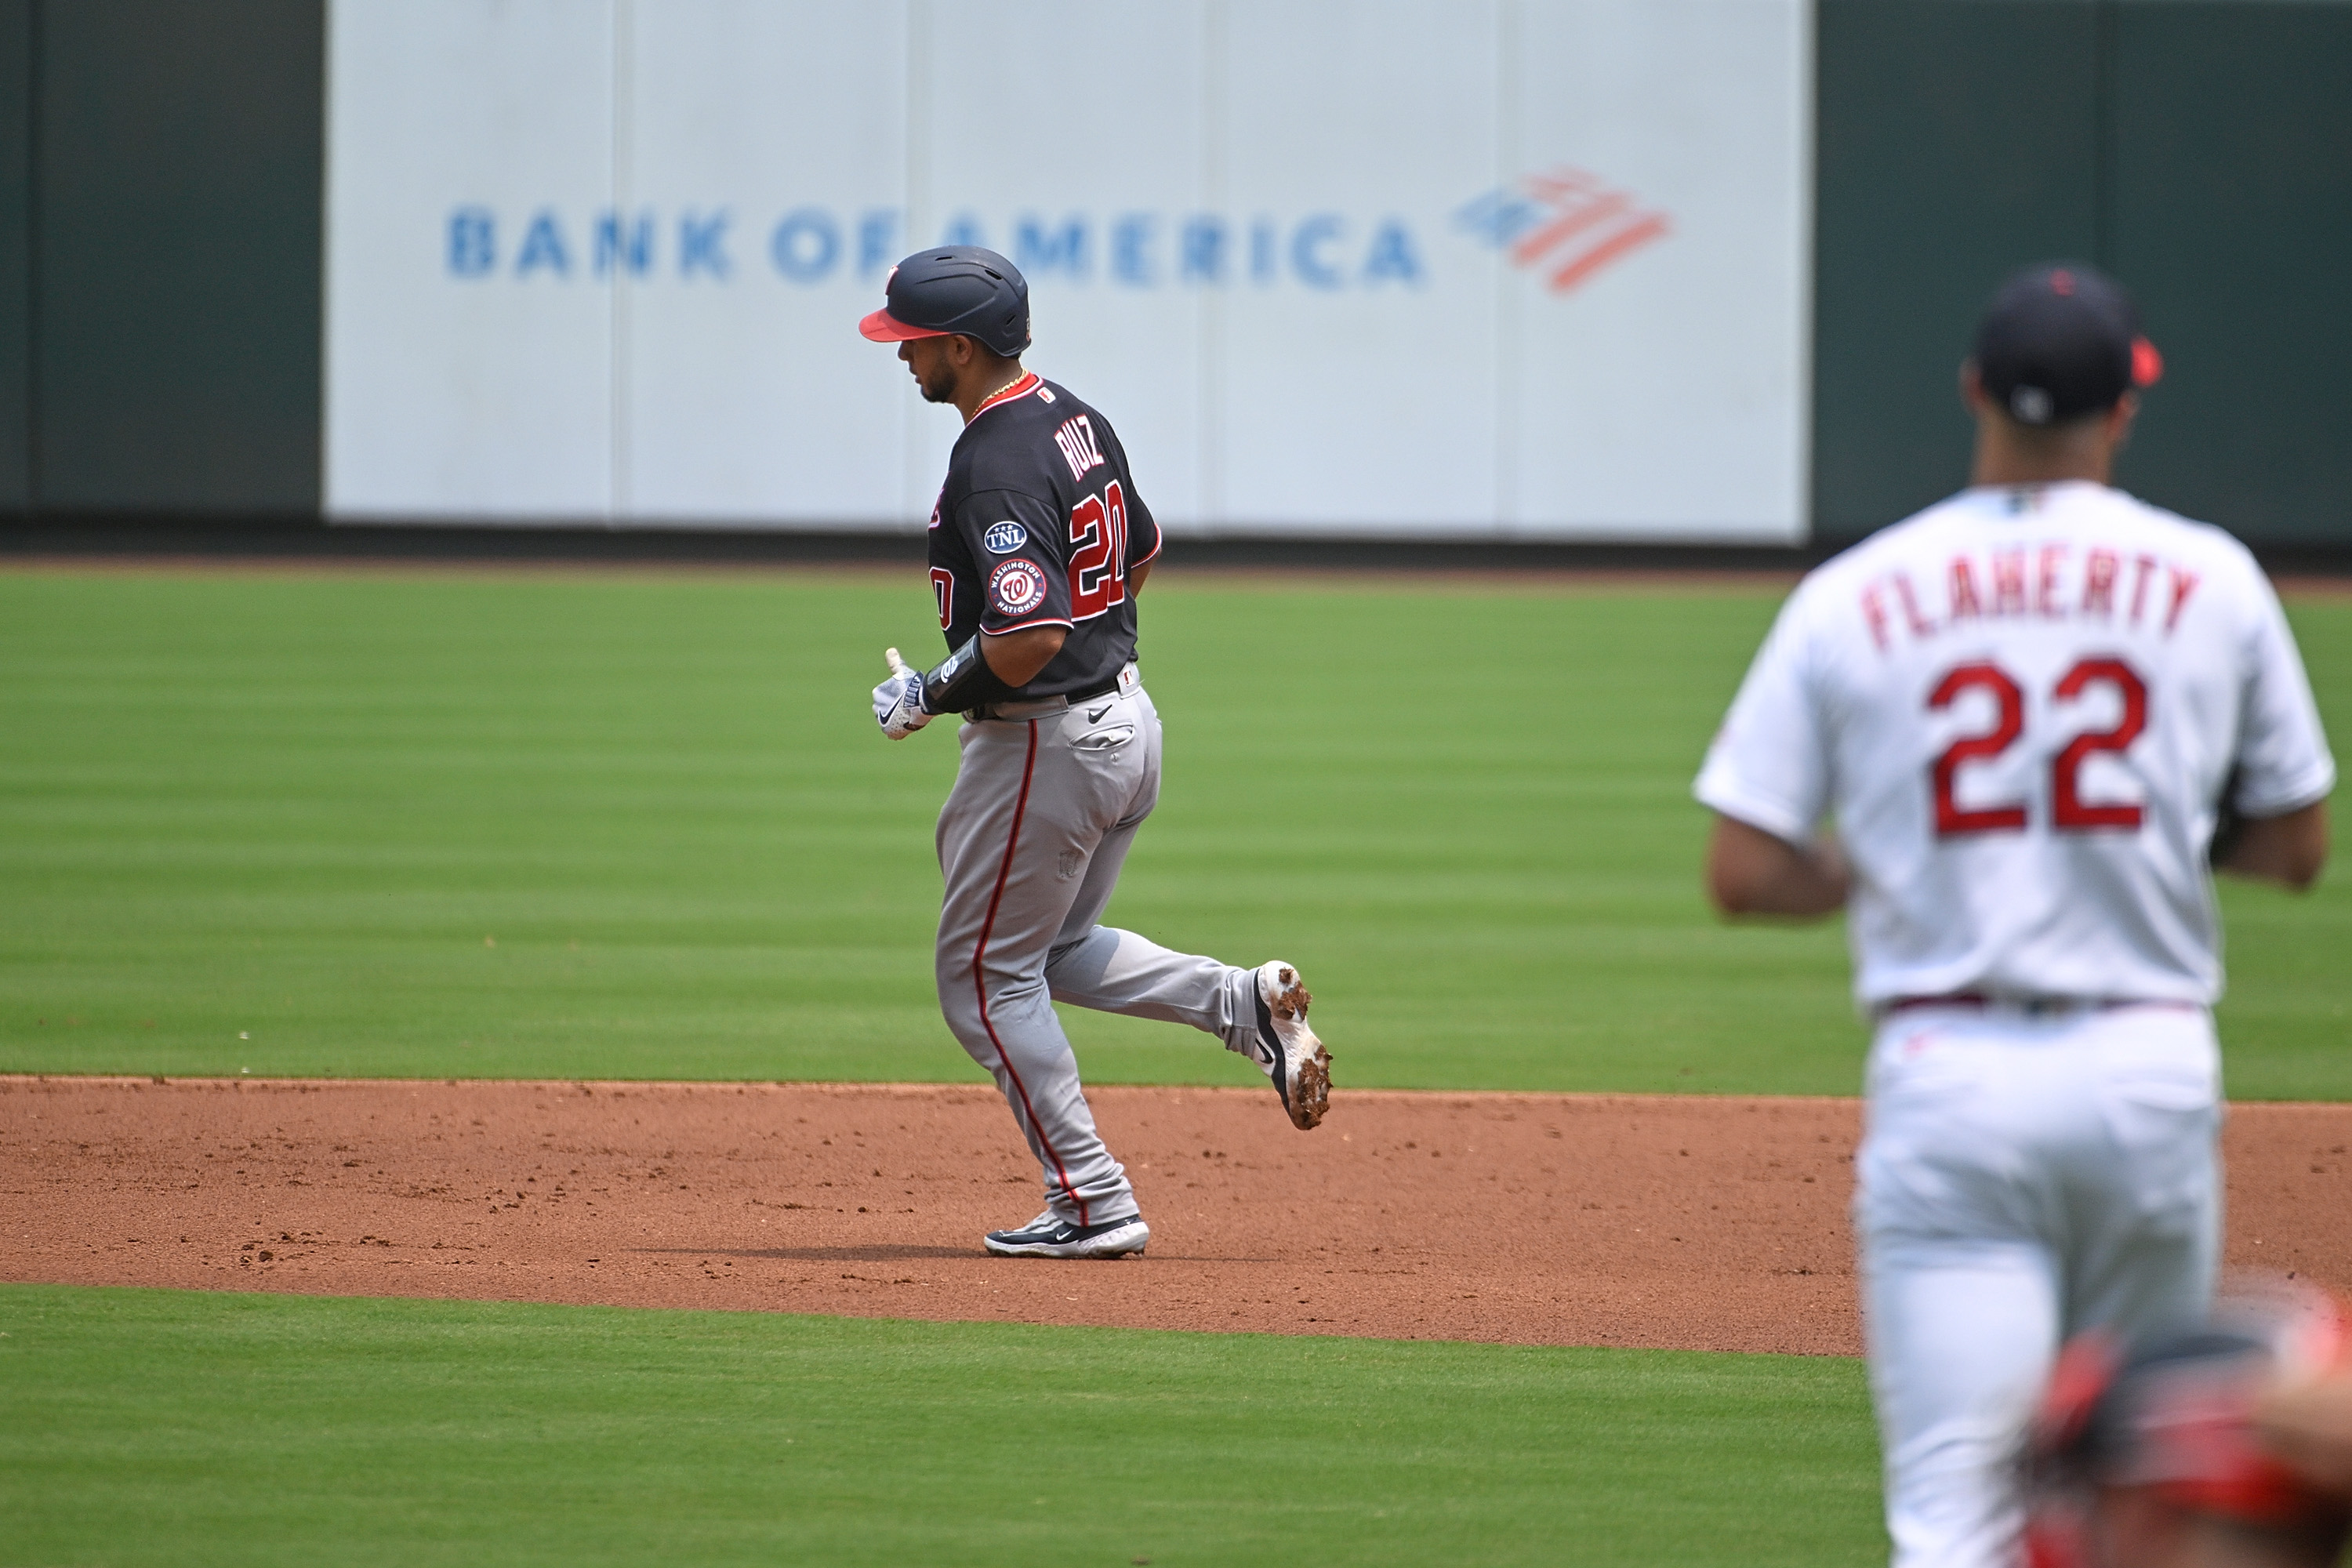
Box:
[873,648,931,739]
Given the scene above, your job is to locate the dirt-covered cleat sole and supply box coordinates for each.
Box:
[982,1211,1150,1259]
[1251,960,1331,1131]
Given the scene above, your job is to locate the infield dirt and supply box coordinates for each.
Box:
[5,1076,2346,1356]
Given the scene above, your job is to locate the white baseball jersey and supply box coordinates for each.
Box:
[1696,481,2334,1007]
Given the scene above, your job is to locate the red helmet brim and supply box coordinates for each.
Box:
[858,307,951,343]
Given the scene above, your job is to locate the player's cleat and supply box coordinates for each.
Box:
[1249,960,1331,1131]
[982,1210,1150,1259]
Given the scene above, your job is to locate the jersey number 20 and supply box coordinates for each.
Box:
[1069,481,1128,621]
[1928,657,2149,837]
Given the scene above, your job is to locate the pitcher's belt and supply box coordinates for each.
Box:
[966,662,1139,722]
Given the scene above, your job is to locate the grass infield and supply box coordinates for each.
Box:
[0,1283,1884,1567]
[0,567,2344,1097]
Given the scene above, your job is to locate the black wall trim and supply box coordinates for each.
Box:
[0,517,1840,575]
[8,514,2347,579]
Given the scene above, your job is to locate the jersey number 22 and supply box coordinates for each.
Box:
[1929,657,2149,837]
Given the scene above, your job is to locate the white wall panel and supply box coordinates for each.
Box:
[912,2,1209,529]
[1507,0,1810,538]
[327,0,616,519]
[1218,1,1503,533]
[325,0,1811,540]
[621,0,908,524]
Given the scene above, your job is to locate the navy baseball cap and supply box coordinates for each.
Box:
[858,245,1031,358]
[1973,263,2164,426]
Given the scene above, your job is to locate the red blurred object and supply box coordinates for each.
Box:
[2022,1283,2352,1568]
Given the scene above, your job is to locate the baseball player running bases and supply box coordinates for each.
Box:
[860,246,1332,1261]
[1696,263,2334,1568]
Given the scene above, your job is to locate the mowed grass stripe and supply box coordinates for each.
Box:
[0,569,2343,1097]
[0,1283,1884,1568]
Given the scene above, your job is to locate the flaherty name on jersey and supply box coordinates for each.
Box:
[1857,542,2201,653]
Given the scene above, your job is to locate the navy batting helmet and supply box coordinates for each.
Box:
[858,246,1030,358]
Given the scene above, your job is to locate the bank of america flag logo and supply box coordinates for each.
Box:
[1454,166,1671,294]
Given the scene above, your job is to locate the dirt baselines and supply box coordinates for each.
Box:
[3,1077,2345,1356]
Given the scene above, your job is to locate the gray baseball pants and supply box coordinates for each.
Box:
[935,666,1263,1226]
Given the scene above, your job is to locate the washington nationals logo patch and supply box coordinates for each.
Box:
[982,521,1028,554]
[988,558,1049,617]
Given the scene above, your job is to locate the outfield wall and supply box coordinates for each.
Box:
[0,0,2344,549]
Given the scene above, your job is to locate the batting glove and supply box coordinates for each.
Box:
[873,648,931,739]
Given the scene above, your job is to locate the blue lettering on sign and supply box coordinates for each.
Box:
[1111,213,1155,285]
[770,208,838,282]
[679,210,731,278]
[437,205,1440,292]
[1362,219,1422,285]
[858,210,898,277]
[982,521,1028,554]
[448,207,495,277]
[595,211,653,277]
[1250,218,1279,285]
[516,210,571,277]
[1015,216,1087,279]
[1180,216,1225,284]
[1290,213,1345,289]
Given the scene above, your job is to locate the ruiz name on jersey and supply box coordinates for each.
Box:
[925,374,1163,706]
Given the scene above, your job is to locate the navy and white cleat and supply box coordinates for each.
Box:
[1249,960,1331,1131]
[982,1210,1151,1259]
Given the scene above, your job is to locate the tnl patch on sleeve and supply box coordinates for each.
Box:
[988,557,1050,617]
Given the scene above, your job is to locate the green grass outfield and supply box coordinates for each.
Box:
[2,567,2346,1098]
[0,1283,1883,1568]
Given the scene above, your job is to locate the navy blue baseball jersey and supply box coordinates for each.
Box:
[925,372,1162,704]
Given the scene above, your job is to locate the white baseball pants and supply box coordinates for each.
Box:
[1855,1002,2223,1568]
[933,677,1265,1227]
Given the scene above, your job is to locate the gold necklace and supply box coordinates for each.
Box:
[972,372,1035,416]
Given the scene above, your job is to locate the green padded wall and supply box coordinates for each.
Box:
[1814,0,2352,550]
[0,0,27,512]
[2108,2,2352,543]
[1813,0,2102,544]
[34,0,321,514]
